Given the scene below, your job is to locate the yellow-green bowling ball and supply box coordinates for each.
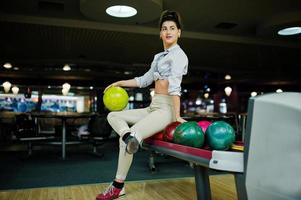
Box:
[103,86,129,111]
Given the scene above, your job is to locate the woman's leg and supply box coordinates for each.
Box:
[130,107,174,143]
[115,137,133,181]
[107,108,149,137]
[96,98,174,199]
[107,108,150,181]
[125,95,175,154]
[115,107,173,181]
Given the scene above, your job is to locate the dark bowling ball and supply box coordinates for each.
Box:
[163,121,181,142]
[150,131,164,140]
[206,121,236,150]
[173,121,205,148]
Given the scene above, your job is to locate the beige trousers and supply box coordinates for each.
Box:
[107,94,175,180]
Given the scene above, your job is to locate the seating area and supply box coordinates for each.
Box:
[0,112,115,158]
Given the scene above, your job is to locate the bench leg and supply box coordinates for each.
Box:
[28,142,32,156]
[149,151,156,172]
[234,173,248,200]
[194,164,211,200]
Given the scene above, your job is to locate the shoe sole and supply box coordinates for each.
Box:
[126,137,139,154]
[95,193,125,200]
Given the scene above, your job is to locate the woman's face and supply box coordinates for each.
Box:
[160,20,181,48]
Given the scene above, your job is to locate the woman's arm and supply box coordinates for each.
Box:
[172,95,186,123]
[104,79,138,92]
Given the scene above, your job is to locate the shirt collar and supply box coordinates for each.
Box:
[165,44,179,53]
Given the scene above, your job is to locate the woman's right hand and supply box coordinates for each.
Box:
[104,81,120,93]
[104,79,137,93]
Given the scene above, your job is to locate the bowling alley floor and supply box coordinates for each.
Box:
[0,139,195,190]
[0,175,237,200]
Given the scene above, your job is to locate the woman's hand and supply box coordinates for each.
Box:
[176,116,187,123]
[104,81,120,93]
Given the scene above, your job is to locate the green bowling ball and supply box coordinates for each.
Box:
[173,121,205,148]
[103,86,129,111]
[206,121,235,150]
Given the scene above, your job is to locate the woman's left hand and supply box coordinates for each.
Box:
[176,117,187,123]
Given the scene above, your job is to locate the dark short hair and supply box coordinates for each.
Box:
[159,10,182,30]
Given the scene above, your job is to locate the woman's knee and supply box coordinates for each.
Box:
[107,111,117,124]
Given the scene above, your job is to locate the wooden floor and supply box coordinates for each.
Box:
[0,175,237,200]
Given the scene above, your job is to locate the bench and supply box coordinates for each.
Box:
[142,139,246,200]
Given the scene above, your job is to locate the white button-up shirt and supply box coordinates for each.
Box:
[135,44,188,96]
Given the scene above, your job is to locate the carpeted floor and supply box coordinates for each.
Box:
[0,139,195,190]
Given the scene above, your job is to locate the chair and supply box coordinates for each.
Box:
[73,114,114,157]
[14,113,55,155]
[87,114,113,156]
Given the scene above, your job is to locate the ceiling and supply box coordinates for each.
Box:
[0,0,301,92]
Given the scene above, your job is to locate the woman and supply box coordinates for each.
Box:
[96,10,188,200]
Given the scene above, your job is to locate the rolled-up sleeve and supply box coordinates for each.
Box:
[168,52,188,96]
[134,62,155,88]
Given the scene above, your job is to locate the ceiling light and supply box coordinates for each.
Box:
[62,83,71,90]
[129,95,134,101]
[251,91,257,97]
[3,63,12,69]
[224,86,232,96]
[124,71,132,75]
[278,27,301,36]
[62,88,69,96]
[12,86,19,95]
[63,64,71,71]
[276,89,283,93]
[2,81,12,93]
[106,5,137,18]
[204,93,209,99]
[224,74,231,80]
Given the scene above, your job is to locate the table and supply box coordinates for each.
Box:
[31,112,94,160]
[142,139,246,200]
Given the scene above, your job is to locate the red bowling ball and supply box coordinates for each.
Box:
[163,121,181,142]
[150,131,164,140]
[197,120,212,133]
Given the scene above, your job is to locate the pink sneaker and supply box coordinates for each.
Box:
[96,183,125,200]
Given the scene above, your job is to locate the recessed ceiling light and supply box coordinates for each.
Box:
[63,64,71,71]
[224,74,231,80]
[106,5,137,18]
[3,63,12,69]
[124,71,132,75]
[278,27,301,36]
